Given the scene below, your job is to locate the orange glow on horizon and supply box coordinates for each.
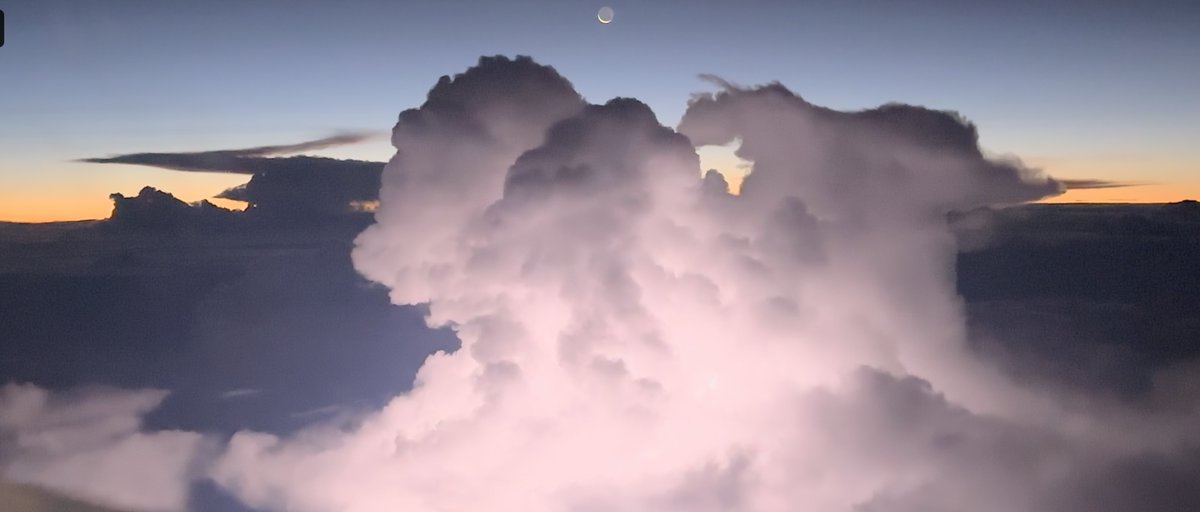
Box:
[0,195,113,224]
[0,193,250,224]
[697,147,1199,205]
[3,153,1196,223]
[697,140,752,195]
[0,165,249,223]
[1041,183,1200,204]
[6,180,1193,224]
[1026,154,1199,204]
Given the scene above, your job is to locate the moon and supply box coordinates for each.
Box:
[597,6,614,24]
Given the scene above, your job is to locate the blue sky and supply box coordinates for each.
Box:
[1,0,1197,220]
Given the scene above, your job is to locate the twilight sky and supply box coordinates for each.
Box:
[1,0,1198,222]
[3,4,1200,510]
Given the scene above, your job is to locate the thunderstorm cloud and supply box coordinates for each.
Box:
[15,56,1200,512]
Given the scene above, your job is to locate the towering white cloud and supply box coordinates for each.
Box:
[208,56,1200,512]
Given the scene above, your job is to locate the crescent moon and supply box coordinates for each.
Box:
[598,7,614,24]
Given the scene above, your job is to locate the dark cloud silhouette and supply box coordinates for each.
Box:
[80,132,378,174]
[211,156,382,217]
[83,134,386,218]
[1060,178,1141,190]
[107,186,237,232]
[696,73,745,92]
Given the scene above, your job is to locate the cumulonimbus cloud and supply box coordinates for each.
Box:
[195,55,1200,512]
[25,55,1200,512]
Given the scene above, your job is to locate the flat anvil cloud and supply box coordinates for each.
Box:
[82,133,384,216]
[80,132,378,174]
[20,55,1200,512]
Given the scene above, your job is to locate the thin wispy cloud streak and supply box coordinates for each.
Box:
[1060,178,1143,190]
[79,132,382,174]
[83,133,387,217]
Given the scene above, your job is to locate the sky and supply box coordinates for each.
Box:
[3,8,1200,510]
[1,0,1198,222]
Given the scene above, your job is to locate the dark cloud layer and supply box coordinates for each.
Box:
[211,157,381,217]
[0,196,457,509]
[80,133,377,174]
[108,187,237,231]
[0,214,457,433]
[958,202,1200,399]
[84,134,385,218]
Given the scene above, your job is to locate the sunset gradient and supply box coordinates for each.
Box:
[2,0,1197,222]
